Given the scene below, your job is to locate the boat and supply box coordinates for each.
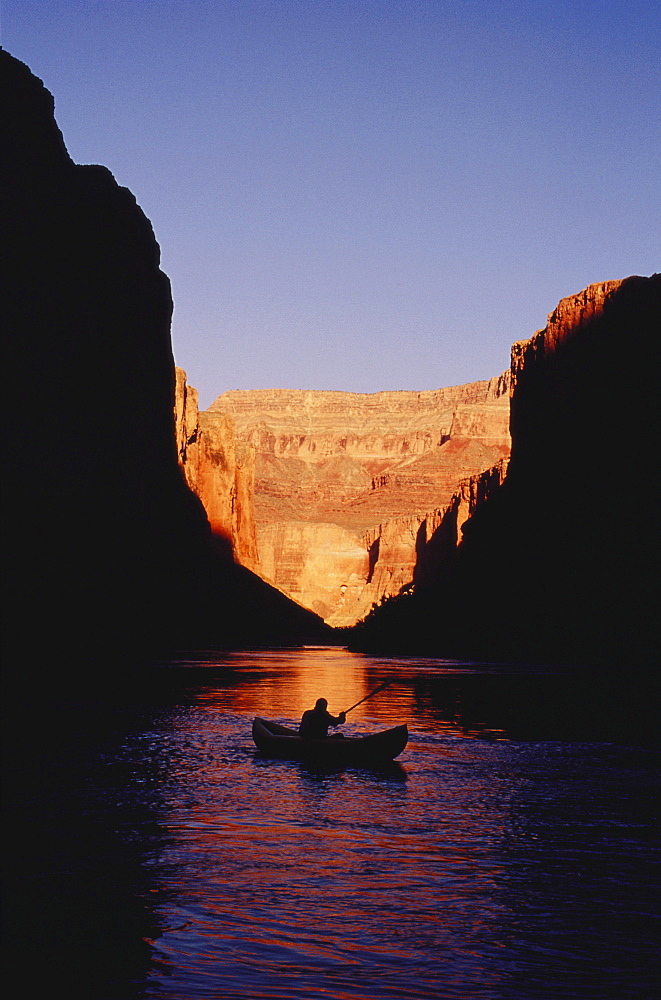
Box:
[252,717,408,763]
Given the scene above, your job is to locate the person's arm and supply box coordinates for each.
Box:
[328,711,346,726]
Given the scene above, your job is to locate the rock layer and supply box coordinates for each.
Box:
[210,377,511,624]
[175,368,259,570]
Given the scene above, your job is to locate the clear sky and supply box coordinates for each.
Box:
[3,1,659,408]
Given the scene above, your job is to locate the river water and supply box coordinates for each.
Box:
[16,647,658,999]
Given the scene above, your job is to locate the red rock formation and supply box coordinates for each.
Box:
[210,377,511,624]
[174,366,200,489]
[175,369,259,570]
[511,279,623,368]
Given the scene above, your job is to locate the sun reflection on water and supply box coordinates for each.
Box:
[191,646,374,727]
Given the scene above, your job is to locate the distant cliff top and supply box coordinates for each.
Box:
[209,374,510,434]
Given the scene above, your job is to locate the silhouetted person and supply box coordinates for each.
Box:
[299,698,346,739]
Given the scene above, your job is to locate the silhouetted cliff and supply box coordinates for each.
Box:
[352,276,661,669]
[1,51,327,697]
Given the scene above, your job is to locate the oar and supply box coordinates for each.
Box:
[342,679,393,715]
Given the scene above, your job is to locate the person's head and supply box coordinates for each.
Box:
[315,697,328,711]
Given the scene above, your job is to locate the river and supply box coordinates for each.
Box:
[8,647,659,999]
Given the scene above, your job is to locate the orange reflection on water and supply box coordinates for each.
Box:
[285,647,367,718]
[200,647,370,723]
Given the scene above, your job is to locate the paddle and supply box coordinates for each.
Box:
[342,679,393,716]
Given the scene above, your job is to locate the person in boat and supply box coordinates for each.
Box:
[299,698,346,740]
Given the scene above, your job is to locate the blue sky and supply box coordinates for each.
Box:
[4,0,659,408]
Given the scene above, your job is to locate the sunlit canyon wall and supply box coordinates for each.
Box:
[175,368,259,570]
[1,50,327,692]
[353,276,661,669]
[203,380,511,625]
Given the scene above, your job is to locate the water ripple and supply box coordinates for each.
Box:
[115,649,661,999]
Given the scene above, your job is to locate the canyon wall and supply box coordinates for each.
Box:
[175,368,259,570]
[353,276,661,669]
[210,377,511,624]
[463,274,661,668]
[1,50,327,695]
[2,52,333,998]
[412,457,511,590]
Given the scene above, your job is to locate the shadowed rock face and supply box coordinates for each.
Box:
[210,380,511,624]
[352,275,661,669]
[2,54,333,1000]
[1,51,327,694]
[462,274,661,668]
